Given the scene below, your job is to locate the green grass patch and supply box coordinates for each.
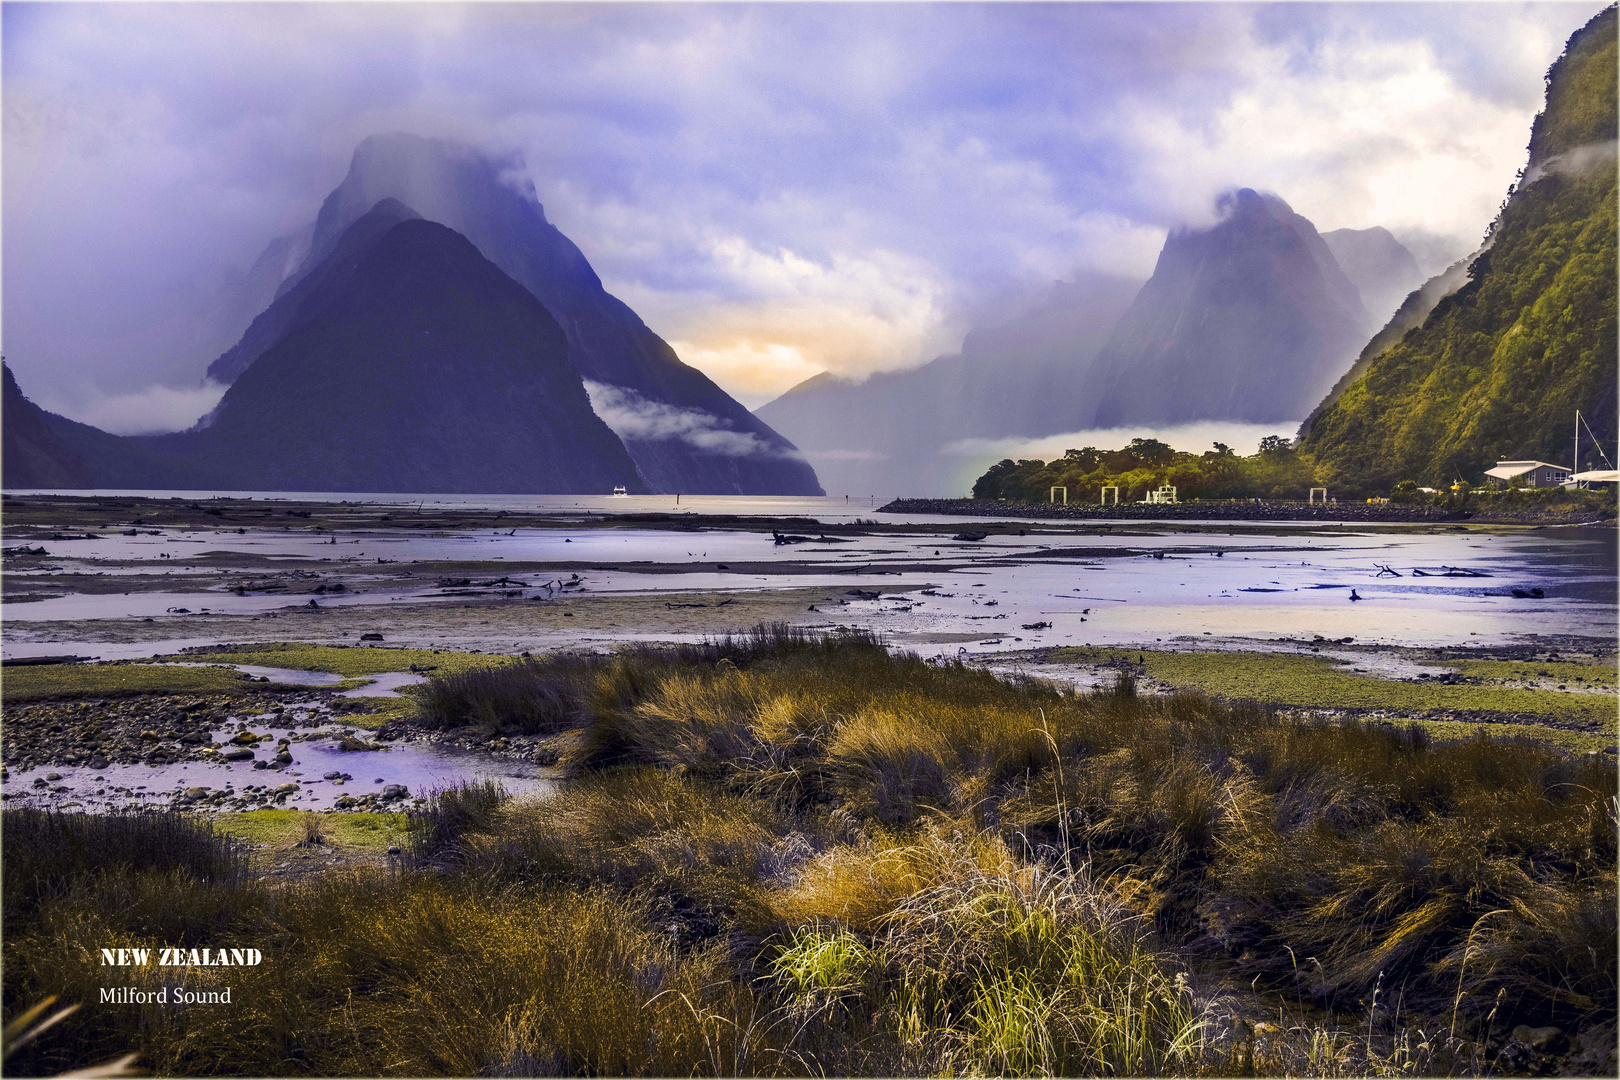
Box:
[1,662,278,702]
[151,643,517,678]
[1451,658,1618,687]
[208,809,409,850]
[340,695,419,728]
[1396,717,1615,755]
[1049,648,1618,732]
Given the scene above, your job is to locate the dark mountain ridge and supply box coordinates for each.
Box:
[37,207,647,494]
[217,134,819,495]
[2,363,94,488]
[201,198,421,405]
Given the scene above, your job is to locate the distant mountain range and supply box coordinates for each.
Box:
[1320,227,1422,325]
[755,274,1142,495]
[4,136,822,495]
[1301,4,1617,490]
[757,194,1424,495]
[1084,189,1373,429]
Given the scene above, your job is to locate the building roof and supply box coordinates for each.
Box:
[1484,460,1570,479]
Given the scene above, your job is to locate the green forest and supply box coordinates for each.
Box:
[971,437,1318,503]
[1300,6,1617,491]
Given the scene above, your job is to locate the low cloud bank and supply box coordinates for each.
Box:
[1520,139,1618,186]
[71,380,228,435]
[583,381,788,459]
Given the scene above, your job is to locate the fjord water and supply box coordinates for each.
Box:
[5,491,1613,814]
[4,492,1614,651]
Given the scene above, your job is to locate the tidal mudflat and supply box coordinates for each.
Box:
[3,493,1614,812]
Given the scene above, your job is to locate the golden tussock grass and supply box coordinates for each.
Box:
[5,626,1615,1076]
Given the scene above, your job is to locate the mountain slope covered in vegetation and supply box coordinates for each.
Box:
[1301,6,1617,492]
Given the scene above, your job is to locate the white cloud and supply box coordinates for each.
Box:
[1119,24,1550,250]
[620,234,960,396]
[71,380,228,436]
[1521,139,1619,186]
[663,341,822,410]
[3,1,1606,423]
[583,380,790,459]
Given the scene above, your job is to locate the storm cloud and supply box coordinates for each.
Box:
[3,2,1605,424]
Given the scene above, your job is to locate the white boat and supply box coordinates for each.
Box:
[611,485,628,497]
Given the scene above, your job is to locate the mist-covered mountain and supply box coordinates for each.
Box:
[1320,227,1423,326]
[43,206,647,494]
[1085,189,1371,428]
[212,134,819,495]
[2,363,93,488]
[1302,5,1617,491]
[754,274,1142,495]
[200,198,422,403]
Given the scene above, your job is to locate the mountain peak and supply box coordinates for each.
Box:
[1216,187,1294,222]
[205,195,426,386]
[1086,192,1370,428]
[293,133,821,494]
[183,213,647,493]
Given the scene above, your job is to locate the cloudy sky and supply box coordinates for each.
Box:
[3,1,1605,430]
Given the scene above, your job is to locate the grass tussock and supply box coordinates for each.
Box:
[2,810,246,926]
[6,626,1615,1077]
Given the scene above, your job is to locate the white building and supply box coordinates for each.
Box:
[1482,460,1570,488]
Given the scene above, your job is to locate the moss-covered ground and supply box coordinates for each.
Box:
[209,808,410,851]
[149,643,517,678]
[1393,717,1611,754]
[1450,657,1618,687]
[1045,647,1618,737]
[341,695,420,728]
[1,662,294,702]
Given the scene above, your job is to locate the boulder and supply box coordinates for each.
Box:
[1511,1026,1568,1053]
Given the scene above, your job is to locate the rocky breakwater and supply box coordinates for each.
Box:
[880,497,1470,523]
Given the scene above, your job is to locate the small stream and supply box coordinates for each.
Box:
[3,722,558,814]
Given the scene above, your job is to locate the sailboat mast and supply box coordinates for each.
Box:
[1575,410,1580,488]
